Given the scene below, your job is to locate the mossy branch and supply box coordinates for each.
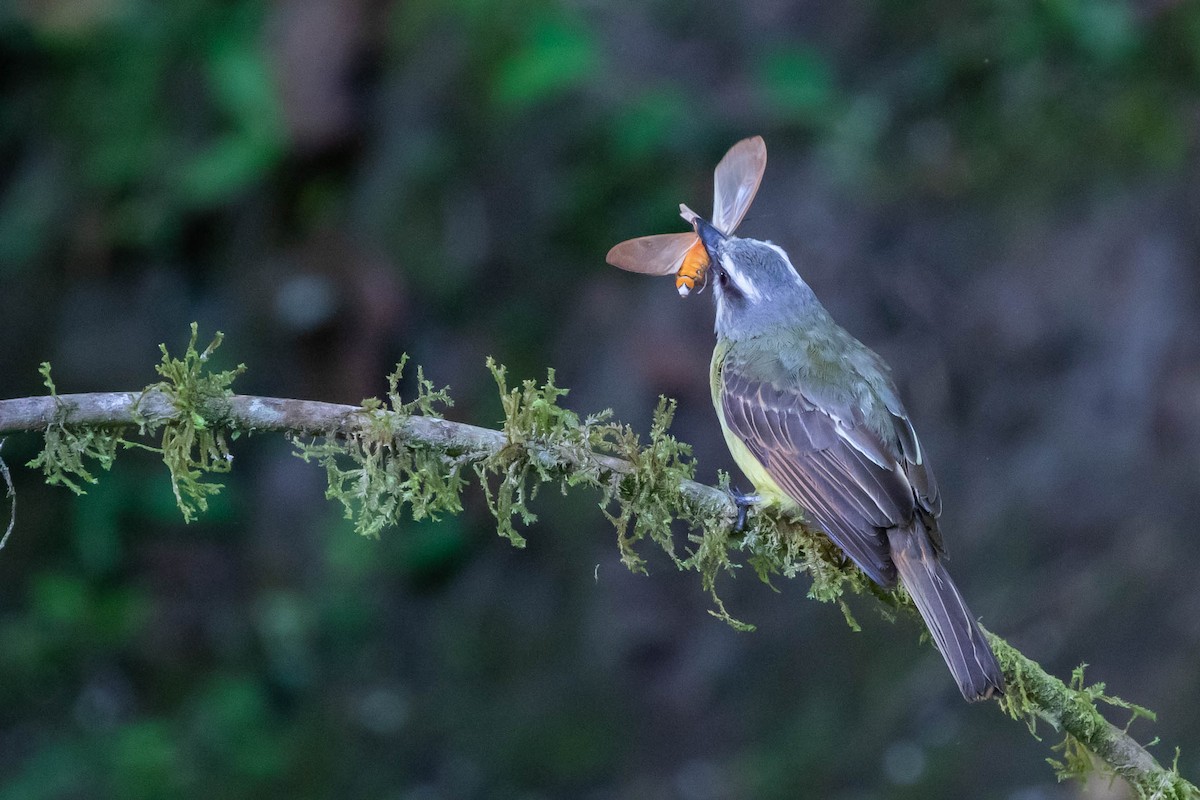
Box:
[0,329,1195,799]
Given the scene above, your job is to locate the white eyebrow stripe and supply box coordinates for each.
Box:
[763,242,805,285]
[719,253,764,302]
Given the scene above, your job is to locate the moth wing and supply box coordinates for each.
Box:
[711,135,766,234]
[606,232,697,275]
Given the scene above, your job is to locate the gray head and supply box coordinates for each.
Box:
[694,217,824,340]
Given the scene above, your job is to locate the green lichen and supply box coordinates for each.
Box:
[293,355,466,538]
[378,354,454,419]
[595,397,695,568]
[1045,665,1155,783]
[26,362,122,494]
[990,635,1196,799]
[139,323,246,522]
[18,327,1198,795]
[472,359,555,545]
[595,399,756,629]
[28,326,244,523]
[466,358,752,623]
[469,358,888,631]
[732,499,882,631]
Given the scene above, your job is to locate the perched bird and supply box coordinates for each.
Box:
[694,215,1004,702]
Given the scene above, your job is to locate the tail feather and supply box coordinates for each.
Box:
[887,524,1004,702]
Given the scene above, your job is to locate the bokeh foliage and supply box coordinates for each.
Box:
[2,0,1199,797]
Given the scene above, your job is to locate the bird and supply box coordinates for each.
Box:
[692,214,1005,702]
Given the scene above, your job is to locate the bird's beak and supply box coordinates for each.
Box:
[693,216,726,262]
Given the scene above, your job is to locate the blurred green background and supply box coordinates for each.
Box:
[2,0,1199,797]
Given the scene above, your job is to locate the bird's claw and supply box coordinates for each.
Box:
[729,489,761,533]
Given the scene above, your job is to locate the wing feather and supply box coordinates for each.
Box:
[878,383,941,516]
[720,362,927,587]
[766,453,895,584]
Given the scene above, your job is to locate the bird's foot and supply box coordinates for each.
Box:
[729,489,761,533]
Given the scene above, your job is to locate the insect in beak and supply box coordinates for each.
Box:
[674,237,710,297]
[605,136,766,297]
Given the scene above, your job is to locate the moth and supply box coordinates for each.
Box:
[606,136,767,296]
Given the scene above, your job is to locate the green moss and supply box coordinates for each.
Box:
[594,397,758,628]
[29,324,245,523]
[594,397,694,568]
[140,323,246,522]
[26,362,122,494]
[989,635,1195,799]
[293,355,466,538]
[20,326,1199,795]
[471,358,579,546]
[467,359,902,632]
[735,500,881,631]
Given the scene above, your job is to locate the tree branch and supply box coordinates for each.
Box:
[0,439,15,550]
[0,389,733,516]
[0,388,1194,799]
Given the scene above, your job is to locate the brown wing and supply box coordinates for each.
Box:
[605,232,697,275]
[712,136,766,233]
[607,136,765,274]
[883,390,941,519]
[721,363,924,587]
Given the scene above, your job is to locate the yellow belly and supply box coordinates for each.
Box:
[711,353,799,513]
[723,422,788,505]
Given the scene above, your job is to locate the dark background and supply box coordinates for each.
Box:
[2,1,1199,798]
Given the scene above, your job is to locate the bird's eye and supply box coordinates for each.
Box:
[716,269,740,297]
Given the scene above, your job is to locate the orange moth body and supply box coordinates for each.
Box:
[675,238,710,296]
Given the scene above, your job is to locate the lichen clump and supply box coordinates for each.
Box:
[28,324,244,522]
[292,355,466,538]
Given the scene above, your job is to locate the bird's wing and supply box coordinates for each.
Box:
[720,361,920,586]
[878,386,941,518]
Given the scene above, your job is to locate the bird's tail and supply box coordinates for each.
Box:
[887,524,1004,702]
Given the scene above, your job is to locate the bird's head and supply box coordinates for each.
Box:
[693,216,820,339]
